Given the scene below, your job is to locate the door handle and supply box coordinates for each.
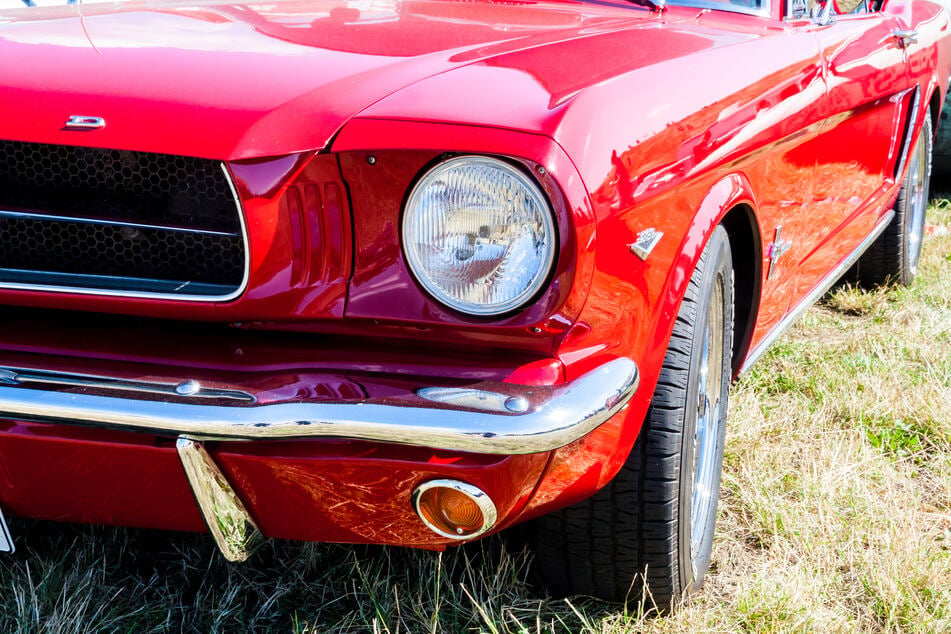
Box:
[894,29,919,48]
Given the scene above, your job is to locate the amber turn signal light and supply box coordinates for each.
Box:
[412,480,498,540]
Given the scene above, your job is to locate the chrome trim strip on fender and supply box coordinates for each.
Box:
[0,164,250,303]
[176,437,264,562]
[0,358,639,455]
[739,211,895,374]
[895,88,921,181]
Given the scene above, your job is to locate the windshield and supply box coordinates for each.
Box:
[663,0,767,15]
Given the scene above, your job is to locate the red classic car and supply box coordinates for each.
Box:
[0,0,946,608]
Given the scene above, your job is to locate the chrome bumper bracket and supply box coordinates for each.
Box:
[0,504,13,554]
[176,437,265,562]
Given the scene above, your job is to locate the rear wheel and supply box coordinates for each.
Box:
[530,226,734,608]
[856,110,932,287]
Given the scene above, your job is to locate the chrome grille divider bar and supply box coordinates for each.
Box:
[0,209,238,237]
[0,157,249,302]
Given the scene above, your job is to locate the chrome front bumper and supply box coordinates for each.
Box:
[0,357,637,560]
[0,357,638,455]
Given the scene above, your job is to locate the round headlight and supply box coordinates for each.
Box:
[402,156,556,316]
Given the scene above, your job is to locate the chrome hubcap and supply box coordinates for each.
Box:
[690,276,724,576]
[907,130,929,275]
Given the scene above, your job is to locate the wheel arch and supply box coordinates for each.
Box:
[719,203,762,377]
[653,174,763,381]
[928,84,942,141]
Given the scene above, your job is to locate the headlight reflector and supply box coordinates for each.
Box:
[402,156,556,316]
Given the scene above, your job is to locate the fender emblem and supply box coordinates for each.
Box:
[64,115,106,131]
[629,228,663,260]
[767,226,793,280]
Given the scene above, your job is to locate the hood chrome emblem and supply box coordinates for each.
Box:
[64,115,106,131]
[629,228,663,261]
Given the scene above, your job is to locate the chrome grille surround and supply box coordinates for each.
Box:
[0,141,249,301]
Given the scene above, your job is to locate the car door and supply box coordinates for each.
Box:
[786,1,913,300]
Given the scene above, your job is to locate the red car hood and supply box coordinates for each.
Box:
[0,0,646,159]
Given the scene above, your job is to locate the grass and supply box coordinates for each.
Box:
[1,198,950,632]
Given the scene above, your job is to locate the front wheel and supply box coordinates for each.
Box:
[530,226,734,608]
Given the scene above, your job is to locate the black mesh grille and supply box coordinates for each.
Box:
[0,140,245,296]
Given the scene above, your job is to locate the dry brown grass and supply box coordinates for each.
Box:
[0,200,948,632]
[648,198,951,633]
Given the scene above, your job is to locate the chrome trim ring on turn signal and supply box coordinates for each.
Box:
[412,479,498,540]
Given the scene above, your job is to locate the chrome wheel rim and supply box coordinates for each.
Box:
[907,130,928,275]
[689,275,724,576]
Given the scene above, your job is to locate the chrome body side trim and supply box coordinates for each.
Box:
[176,437,264,562]
[739,211,895,374]
[895,88,921,181]
[0,358,639,455]
[0,164,250,303]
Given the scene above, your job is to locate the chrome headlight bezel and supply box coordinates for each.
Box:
[401,155,557,317]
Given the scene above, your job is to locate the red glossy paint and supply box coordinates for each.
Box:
[0,308,557,384]
[0,0,948,549]
[0,0,657,159]
[214,440,549,546]
[0,420,548,546]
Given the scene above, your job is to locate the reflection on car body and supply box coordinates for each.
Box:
[0,0,946,607]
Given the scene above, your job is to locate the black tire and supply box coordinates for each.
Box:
[530,226,734,608]
[856,110,932,287]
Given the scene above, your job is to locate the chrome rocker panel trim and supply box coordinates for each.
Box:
[740,210,895,373]
[0,358,639,455]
